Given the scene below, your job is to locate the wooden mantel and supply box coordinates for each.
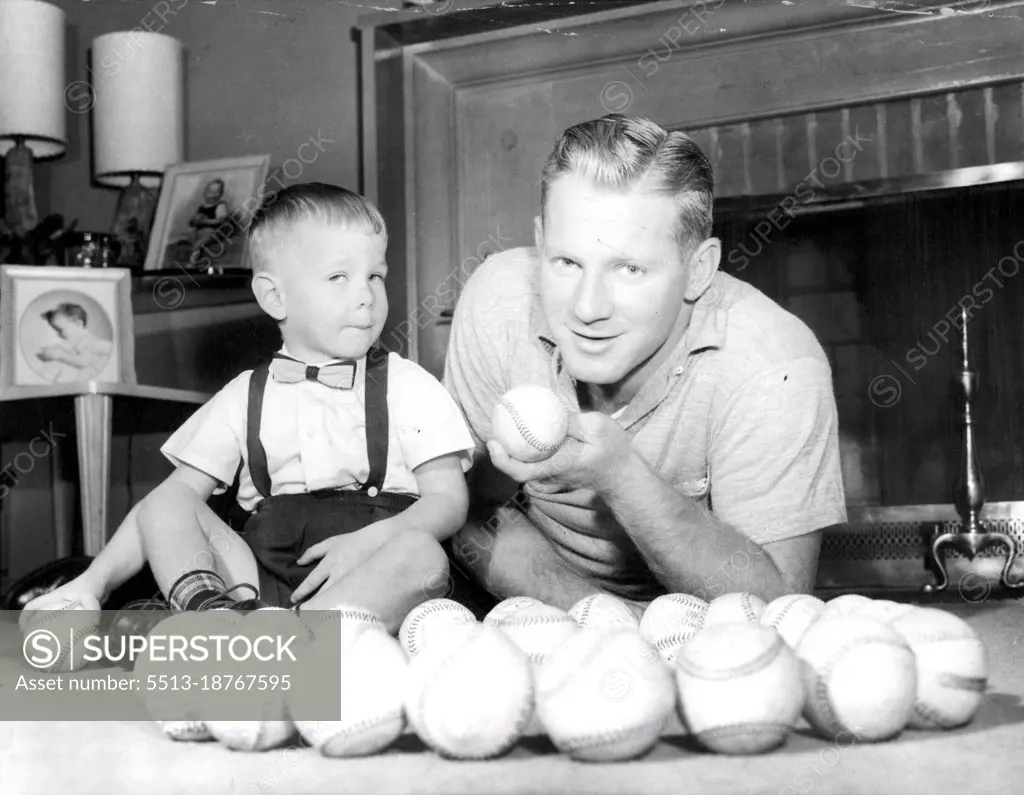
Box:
[357,0,1024,378]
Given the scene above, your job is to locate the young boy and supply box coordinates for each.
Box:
[23,184,475,632]
[37,302,113,382]
[186,178,229,267]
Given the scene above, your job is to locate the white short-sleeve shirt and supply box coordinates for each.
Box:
[162,350,475,512]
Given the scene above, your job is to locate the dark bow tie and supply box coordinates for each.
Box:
[269,354,357,389]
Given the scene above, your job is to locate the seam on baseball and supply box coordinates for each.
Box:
[330,708,404,743]
[557,715,667,752]
[695,721,791,741]
[501,397,561,453]
[675,636,783,680]
[813,635,911,738]
[765,599,801,629]
[404,603,471,656]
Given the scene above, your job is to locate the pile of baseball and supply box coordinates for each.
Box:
[148,591,988,760]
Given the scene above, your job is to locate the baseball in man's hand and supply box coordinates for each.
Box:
[491,385,569,463]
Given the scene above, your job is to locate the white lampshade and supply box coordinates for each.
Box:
[0,0,67,159]
[91,31,184,189]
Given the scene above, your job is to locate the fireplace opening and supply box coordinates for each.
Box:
[715,182,1024,510]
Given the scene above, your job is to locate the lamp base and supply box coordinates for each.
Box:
[111,175,159,269]
[4,141,39,239]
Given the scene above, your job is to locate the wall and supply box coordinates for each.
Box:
[1,0,404,594]
[39,0,404,227]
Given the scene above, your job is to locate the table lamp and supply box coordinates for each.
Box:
[90,31,184,269]
[0,0,67,241]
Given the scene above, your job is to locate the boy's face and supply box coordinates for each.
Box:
[269,218,389,362]
[49,314,82,340]
[205,182,224,203]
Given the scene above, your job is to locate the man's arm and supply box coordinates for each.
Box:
[601,450,823,602]
[599,358,845,602]
[452,504,639,614]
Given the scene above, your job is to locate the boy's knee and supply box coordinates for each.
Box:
[388,531,451,600]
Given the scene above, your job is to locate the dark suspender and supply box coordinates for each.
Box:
[363,347,389,495]
[246,363,273,499]
[245,349,390,500]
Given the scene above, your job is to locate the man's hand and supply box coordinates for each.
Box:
[290,525,392,604]
[487,411,632,495]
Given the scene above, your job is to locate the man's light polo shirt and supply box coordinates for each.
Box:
[162,351,475,513]
[444,247,847,600]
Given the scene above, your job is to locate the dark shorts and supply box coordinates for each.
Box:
[242,490,416,608]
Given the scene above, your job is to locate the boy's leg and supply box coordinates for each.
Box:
[300,531,449,634]
[136,481,259,609]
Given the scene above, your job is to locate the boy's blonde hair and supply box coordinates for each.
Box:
[541,114,714,255]
[244,183,387,272]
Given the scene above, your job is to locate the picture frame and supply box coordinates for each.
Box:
[0,265,136,388]
[143,154,272,273]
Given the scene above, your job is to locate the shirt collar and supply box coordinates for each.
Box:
[276,345,366,379]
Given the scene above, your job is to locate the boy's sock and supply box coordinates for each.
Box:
[169,569,230,611]
[167,569,267,611]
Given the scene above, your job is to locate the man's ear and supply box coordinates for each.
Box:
[533,215,544,254]
[252,272,286,322]
[684,237,722,302]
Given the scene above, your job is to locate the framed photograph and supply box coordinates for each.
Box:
[0,265,136,388]
[143,154,271,273]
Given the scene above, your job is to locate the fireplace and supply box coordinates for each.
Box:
[357,0,1024,594]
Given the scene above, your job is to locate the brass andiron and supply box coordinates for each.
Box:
[923,306,1024,594]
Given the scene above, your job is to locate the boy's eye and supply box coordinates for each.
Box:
[552,256,577,268]
[370,273,386,282]
[329,273,347,282]
[620,263,644,276]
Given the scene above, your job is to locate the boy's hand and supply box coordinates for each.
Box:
[487,411,633,496]
[20,575,105,634]
[290,527,392,604]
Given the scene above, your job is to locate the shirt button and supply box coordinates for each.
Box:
[367,486,380,497]
[673,366,685,376]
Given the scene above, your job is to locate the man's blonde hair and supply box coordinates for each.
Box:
[244,183,387,272]
[541,114,714,254]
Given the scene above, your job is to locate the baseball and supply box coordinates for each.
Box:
[488,601,579,666]
[569,593,640,630]
[703,592,767,627]
[205,609,306,752]
[796,614,917,742]
[821,593,874,618]
[536,627,675,762]
[134,612,228,737]
[19,594,102,673]
[404,622,534,759]
[761,594,825,648]
[483,596,542,627]
[293,621,408,757]
[156,721,214,742]
[889,607,988,729]
[299,603,385,643]
[639,593,708,663]
[851,599,918,624]
[399,598,477,658]
[491,385,569,463]
[675,622,804,754]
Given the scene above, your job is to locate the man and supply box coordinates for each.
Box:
[444,114,846,616]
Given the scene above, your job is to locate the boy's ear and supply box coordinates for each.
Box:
[251,272,286,321]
